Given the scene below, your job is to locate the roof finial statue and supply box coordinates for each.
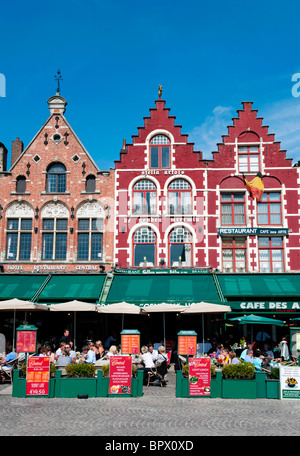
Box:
[158,84,163,98]
[54,69,63,94]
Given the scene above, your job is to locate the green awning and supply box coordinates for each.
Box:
[216,273,300,299]
[0,274,49,300]
[36,274,106,303]
[106,273,221,305]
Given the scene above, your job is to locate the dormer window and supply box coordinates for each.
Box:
[150,135,170,168]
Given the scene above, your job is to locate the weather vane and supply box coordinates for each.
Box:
[54,69,63,93]
[158,84,163,98]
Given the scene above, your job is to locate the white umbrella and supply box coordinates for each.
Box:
[0,298,49,351]
[181,302,232,354]
[48,300,98,350]
[141,303,185,346]
[97,302,142,330]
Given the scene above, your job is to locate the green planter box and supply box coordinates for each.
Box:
[54,370,97,398]
[12,369,55,398]
[266,379,279,399]
[222,379,257,399]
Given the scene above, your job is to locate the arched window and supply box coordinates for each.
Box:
[46,163,66,193]
[133,227,156,267]
[150,135,170,168]
[168,179,192,215]
[86,174,96,193]
[133,180,156,215]
[169,227,192,266]
[16,175,26,193]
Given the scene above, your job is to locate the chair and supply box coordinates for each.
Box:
[0,357,18,384]
[147,360,168,387]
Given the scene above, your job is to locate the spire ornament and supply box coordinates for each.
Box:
[158,84,163,98]
[54,70,63,94]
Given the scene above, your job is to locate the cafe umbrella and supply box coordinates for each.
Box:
[141,303,185,346]
[97,302,142,330]
[0,298,49,351]
[48,300,98,350]
[181,302,232,354]
[227,313,285,344]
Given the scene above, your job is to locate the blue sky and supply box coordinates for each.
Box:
[1,0,300,170]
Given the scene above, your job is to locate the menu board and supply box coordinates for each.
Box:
[109,356,132,395]
[280,365,300,400]
[26,356,50,396]
[121,334,140,354]
[178,335,197,355]
[188,357,211,396]
[17,330,37,353]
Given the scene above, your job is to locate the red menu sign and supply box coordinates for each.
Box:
[178,335,197,355]
[17,330,37,353]
[121,334,140,354]
[188,357,211,396]
[109,356,132,395]
[26,356,50,396]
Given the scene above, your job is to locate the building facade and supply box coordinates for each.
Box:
[0,91,114,274]
[114,97,300,273]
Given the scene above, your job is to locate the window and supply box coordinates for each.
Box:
[133,227,156,266]
[258,237,284,273]
[221,193,245,225]
[222,237,247,272]
[6,218,32,260]
[133,180,156,215]
[257,193,281,225]
[85,175,96,193]
[46,163,66,193]
[238,145,260,172]
[169,227,192,266]
[168,179,192,215]
[150,135,170,168]
[16,176,26,193]
[77,218,103,261]
[42,218,68,260]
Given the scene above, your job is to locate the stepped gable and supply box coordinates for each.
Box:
[211,101,292,169]
[115,97,203,169]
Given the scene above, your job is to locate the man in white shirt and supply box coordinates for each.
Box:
[147,344,158,362]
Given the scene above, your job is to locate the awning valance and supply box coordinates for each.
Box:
[0,274,48,300]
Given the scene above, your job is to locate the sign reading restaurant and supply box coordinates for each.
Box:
[218,228,289,236]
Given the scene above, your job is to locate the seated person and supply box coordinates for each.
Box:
[229,351,240,365]
[253,350,264,370]
[78,345,89,363]
[137,346,155,383]
[0,349,17,378]
[240,344,253,361]
[155,346,168,365]
[56,347,73,366]
[85,342,97,363]
[105,345,118,358]
[147,344,158,362]
[244,349,254,364]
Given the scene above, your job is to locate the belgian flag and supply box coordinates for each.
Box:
[243,172,264,202]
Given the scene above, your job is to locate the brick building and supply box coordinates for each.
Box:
[114,97,300,274]
[0,90,114,274]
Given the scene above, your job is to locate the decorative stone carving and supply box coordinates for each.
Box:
[6,202,34,218]
[41,202,69,218]
[76,201,104,218]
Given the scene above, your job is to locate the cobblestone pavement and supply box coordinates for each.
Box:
[0,371,300,438]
